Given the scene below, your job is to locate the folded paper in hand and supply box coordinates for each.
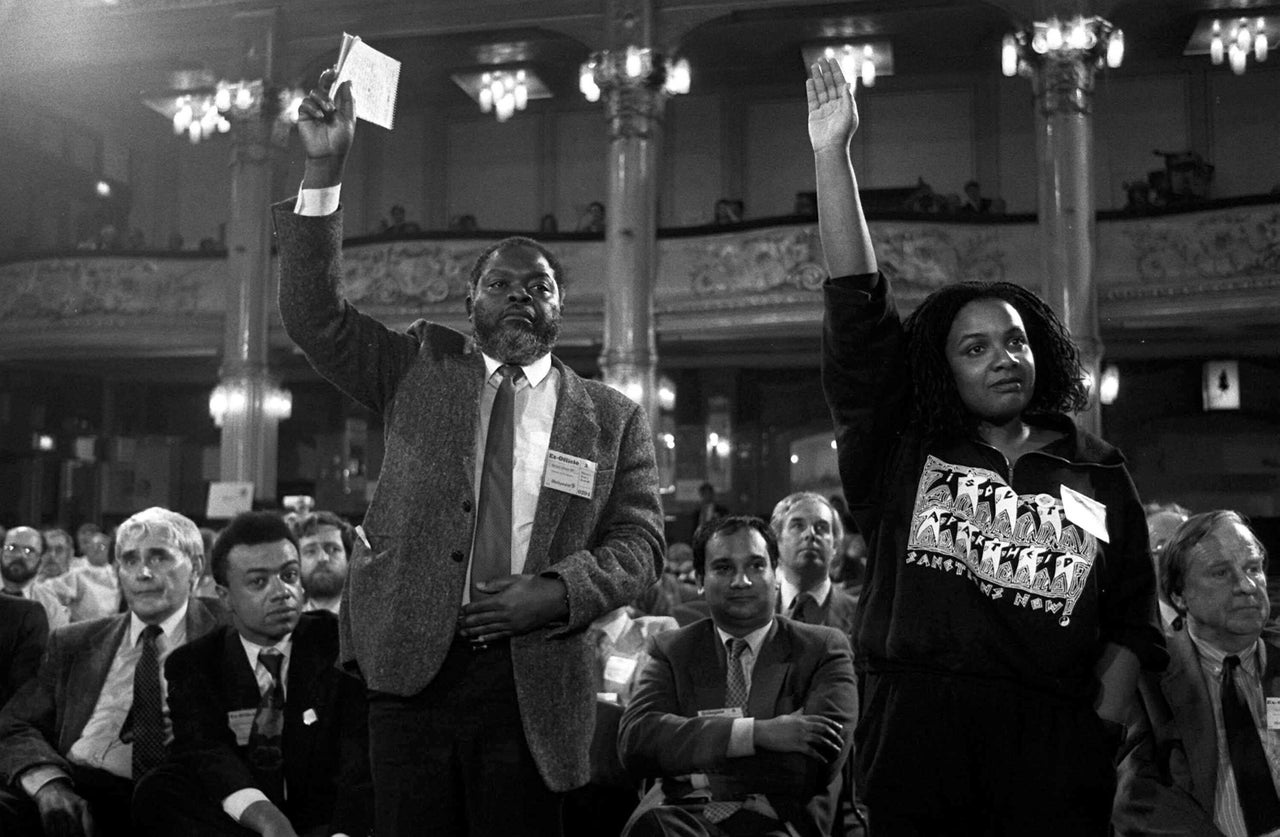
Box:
[330,32,400,130]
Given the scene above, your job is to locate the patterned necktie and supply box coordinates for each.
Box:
[131,624,166,779]
[1222,655,1280,835]
[472,365,520,599]
[248,648,286,803]
[704,638,751,825]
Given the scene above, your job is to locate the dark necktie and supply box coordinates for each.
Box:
[131,624,166,779]
[704,638,750,824]
[248,649,286,803]
[472,364,520,598]
[789,593,815,624]
[1222,655,1280,835]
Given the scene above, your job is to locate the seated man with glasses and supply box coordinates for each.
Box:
[0,507,222,837]
[2,527,69,633]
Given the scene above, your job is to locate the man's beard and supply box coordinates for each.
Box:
[473,314,560,365]
[304,567,347,599]
[1,559,37,586]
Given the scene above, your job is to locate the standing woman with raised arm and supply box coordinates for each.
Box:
[809,58,1165,835]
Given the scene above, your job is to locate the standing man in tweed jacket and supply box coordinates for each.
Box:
[275,71,664,837]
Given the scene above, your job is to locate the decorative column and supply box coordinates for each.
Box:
[214,9,293,501]
[581,0,689,426]
[1004,16,1123,435]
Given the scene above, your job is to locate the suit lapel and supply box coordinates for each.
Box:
[1163,630,1217,808]
[746,621,789,719]
[63,616,128,747]
[524,360,599,575]
[222,628,261,709]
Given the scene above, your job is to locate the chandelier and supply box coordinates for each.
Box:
[143,69,303,144]
[451,66,551,122]
[1001,16,1124,78]
[579,47,691,103]
[800,41,895,87]
[1189,15,1272,75]
[209,380,292,428]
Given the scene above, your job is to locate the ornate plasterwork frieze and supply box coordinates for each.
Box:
[338,241,481,308]
[686,227,826,296]
[1117,209,1280,293]
[0,257,223,319]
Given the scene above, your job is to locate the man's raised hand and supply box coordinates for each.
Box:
[806,58,858,155]
[298,69,355,189]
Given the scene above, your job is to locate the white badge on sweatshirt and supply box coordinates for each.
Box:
[543,450,596,499]
[1060,484,1109,543]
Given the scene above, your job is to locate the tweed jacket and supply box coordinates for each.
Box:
[273,203,664,791]
[1113,627,1280,836]
[0,598,223,785]
[618,617,858,837]
[164,613,372,836]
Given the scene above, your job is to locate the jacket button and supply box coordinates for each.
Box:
[451,550,465,563]
[462,500,472,513]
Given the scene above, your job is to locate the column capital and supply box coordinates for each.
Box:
[604,82,665,140]
[1030,55,1099,116]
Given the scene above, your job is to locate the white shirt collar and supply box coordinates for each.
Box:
[1188,623,1264,676]
[595,607,632,646]
[715,619,774,658]
[238,631,294,671]
[779,575,831,613]
[482,351,552,389]
[129,599,190,647]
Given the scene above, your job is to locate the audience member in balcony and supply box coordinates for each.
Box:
[0,507,222,837]
[132,511,372,837]
[539,214,559,234]
[713,199,743,225]
[290,511,351,615]
[36,529,75,582]
[166,232,185,251]
[380,204,421,237]
[1114,510,1276,837]
[449,213,479,232]
[2,527,68,632]
[1145,501,1191,629]
[0,592,47,710]
[810,57,1164,835]
[275,71,663,837]
[577,201,606,233]
[618,515,856,837]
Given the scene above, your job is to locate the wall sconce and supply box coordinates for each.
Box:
[1002,16,1124,78]
[1186,15,1272,75]
[1202,360,1241,411]
[800,40,894,87]
[1099,363,1120,406]
[451,66,551,122]
[657,375,677,412]
[209,381,292,428]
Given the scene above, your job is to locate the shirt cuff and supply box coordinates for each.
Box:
[295,183,341,216]
[19,765,70,798]
[222,787,270,822]
[726,717,756,758]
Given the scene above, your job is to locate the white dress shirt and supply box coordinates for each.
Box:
[714,620,774,758]
[778,576,832,617]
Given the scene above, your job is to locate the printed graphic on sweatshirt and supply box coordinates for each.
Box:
[906,455,1097,626]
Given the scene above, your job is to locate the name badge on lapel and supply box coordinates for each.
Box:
[227,709,256,746]
[698,707,744,719]
[543,450,596,499]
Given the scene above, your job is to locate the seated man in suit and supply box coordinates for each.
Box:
[1115,510,1278,836]
[619,515,857,837]
[0,594,47,708]
[134,511,371,837]
[0,507,221,837]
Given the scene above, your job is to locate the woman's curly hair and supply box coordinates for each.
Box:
[901,281,1090,440]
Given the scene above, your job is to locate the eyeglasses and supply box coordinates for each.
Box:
[117,552,180,574]
[2,544,39,559]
